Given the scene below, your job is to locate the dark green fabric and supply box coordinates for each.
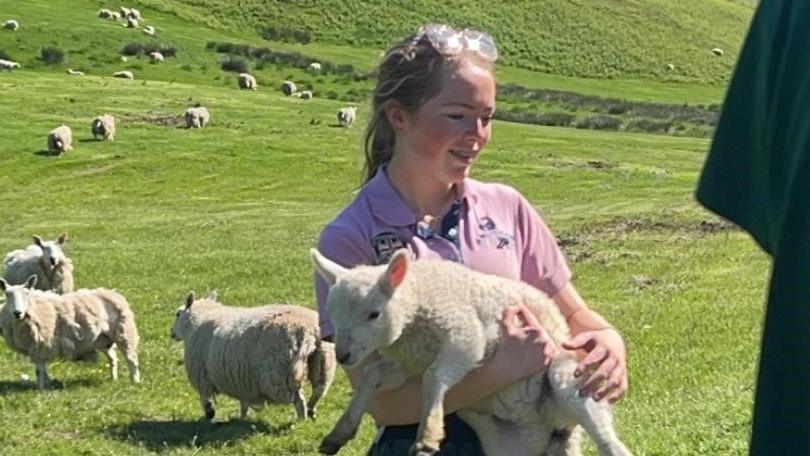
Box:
[696,0,810,453]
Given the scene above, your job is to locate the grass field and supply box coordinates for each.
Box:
[0,1,766,455]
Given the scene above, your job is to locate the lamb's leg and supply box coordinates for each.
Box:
[548,358,631,456]
[292,388,308,420]
[411,344,483,456]
[104,344,119,381]
[35,362,51,390]
[118,340,140,383]
[307,342,336,419]
[320,359,409,455]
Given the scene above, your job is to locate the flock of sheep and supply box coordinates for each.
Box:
[0,233,337,423]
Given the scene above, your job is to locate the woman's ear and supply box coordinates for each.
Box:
[383,99,410,134]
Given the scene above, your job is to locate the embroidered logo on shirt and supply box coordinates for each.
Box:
[371,232,408,264]
[477,216,514,250]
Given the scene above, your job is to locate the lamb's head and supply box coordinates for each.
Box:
[33,233,68,268]
[171,291,218,340]
[0,275,37,320]
[311,248,410,367]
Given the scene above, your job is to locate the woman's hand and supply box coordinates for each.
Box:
[562,328,628,403]
[489,305,557,383]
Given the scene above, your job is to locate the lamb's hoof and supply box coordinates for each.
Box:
[409,441,439,456]
[319,436,345,454]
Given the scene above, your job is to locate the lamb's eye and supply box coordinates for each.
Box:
[368,311,380,320]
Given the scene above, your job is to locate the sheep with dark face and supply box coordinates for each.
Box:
[4,233,74,294]
[91,114,116,141]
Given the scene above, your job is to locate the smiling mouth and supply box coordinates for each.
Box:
[450,149,475,162]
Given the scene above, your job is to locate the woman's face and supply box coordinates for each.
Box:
[397,58,496,184]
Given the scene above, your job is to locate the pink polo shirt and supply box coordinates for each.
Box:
[315,168,572,339]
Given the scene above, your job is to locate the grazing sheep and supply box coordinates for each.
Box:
[91,114,116,141]
[127,8,141,21]
[237,72,257,90]
[143,25,155,36]
[119,6,131,18]
[0,276,141,389]
[308,62,322,73]
[0,59,20,71]
[66,68,85,76]
[113,70,134,79]
[111,11,122,20]
[3,20,19,31]
[184,106,210,129]
[171,291,336,421]
[666,63,675,71]
[300,90,313,100]
[149,51,164,63]
[712,47,724,56]
[3,234,74,294]
[47,125,73,155]
[98,9,114,19]
[337,106,357,128]
[125,17,138,28]
[281,80,297,96]
[312,249,631,456]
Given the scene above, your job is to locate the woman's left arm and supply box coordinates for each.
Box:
[548,282,628,403]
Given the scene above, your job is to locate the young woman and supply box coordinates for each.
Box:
[315,24,628,455]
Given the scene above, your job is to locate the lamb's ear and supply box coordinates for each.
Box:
[379,249,409,296]
[57,233,68,245]
[32,235,44,247]
[0,278,7,291]
[185,291,195,308]
[206,291,218,301]
[310,248,347,286]
[25,275,38,289]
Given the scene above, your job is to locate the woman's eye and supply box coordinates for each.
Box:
[446,114,464,120]
[368,311,380,320]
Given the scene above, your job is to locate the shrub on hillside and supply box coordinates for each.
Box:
[261,25,312,44]
[122,42,178,58]
[41,46,65,65]
[573,114,622,131]
[221,56,249,73]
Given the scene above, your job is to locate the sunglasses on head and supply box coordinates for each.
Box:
[414,24,498,63]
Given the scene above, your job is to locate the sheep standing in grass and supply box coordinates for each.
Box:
[3,20,19,31]
[0,59,20,71]
[184,105,210,128]
[98,9,114,19]
[308,62,322,73]
[91,114,116,141]
[712,47,724,56]
[3,233,74,294]
[47,125,73,155]
[238,73,257,90]
[171,291,336,421]
[0,276,141,389]
[281,80,297,96]
[312,249,631,456]
[300,90,313,100]
[337,106,357,128]
[149,51,164,63]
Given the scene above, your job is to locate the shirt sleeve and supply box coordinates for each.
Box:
[514,192,572,297]
[314,225,375,340]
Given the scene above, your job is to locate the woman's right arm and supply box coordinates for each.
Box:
[345,305,556,426]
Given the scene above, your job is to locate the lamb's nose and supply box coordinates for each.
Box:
[336,350,351,365]
[12,311,22,319]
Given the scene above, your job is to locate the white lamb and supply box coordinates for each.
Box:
[125,17,139,29]
[149,51,164,63]
[0,276,141,389]
[3,20,19,31]
[113,70,134,79]
[238,72,257,90]
[98,9,114,19]
[143,25,155,36]
[91,114,116,141]
[337,106,357,128]
[0,59,20,71]
[3,233,75,294]
[312,249,631,456]
[711,47,724,56]
[184,106,210,129]
[171,291,337,421]
[308,62,322,73]
[47,125,73,155]
[119,6,131,18]
[127,8,141,21]
[281,80,297,96]
[301,90,313,100]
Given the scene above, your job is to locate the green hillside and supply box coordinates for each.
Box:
[138,0,754,84]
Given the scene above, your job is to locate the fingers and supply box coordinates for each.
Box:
[607,373,629,404]
[574,345,607,377]
[580,357,618,399]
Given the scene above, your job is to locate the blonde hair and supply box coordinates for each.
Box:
[362,34,493,183]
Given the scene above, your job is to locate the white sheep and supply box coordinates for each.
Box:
[3,20,19,31]
[337,106,357,128]
[0,59,21,71]
[119,6,131,18]
[149,51,164,63]
[127,8,141,21]
[281,80,297,96]
[47,125,73,155]
[666,63,675,71]
[143,25,155,36]
[300,90,313,100]
[308,62,322,73]
[66,68,85,76]
[0,276,141,389]
[171,291,337,421]
[91,114,116,141]
[113,70,134,79]
[111,11,122,21]
[312,249,631,456]
[184,106,210,129]
[3,233,74,294]
[712,47,724,56]
[98,9,114,19]
[238,72,257,90]
[125,17,139,28]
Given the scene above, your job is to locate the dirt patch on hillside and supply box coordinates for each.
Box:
[120,112,185,127]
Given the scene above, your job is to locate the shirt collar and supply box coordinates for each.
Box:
[365,167,478,226]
